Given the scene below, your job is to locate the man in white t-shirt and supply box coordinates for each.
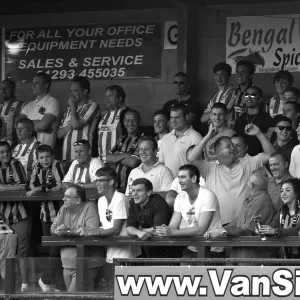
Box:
[156,164,223,258]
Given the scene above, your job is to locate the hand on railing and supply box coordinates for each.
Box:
[204,228,224,239]
[258,225,275,235]
[136,230,151,240]
[155,224,173,237]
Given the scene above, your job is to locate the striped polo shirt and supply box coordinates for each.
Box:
[0,158,28,224]
[98,104,128,158]
[59,99,100,161]
[266,94,283,118]
[0,99,24,145]
[30,159,64,223]
[12,138,40,181]
[109,133,144,191]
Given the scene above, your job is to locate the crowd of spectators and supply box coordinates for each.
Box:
[0,61,300,292]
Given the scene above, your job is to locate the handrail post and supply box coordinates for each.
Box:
[76,245,89,292]
[4,257,15,294]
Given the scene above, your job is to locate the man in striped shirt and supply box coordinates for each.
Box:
[63,139,104,190]
[0,141,30,292]
[98,85,129,162]
[0,79,24,145]
[58,76,100,170]
[106,109,144,193]
[13,118,40,181]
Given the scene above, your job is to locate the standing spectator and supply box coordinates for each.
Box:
[201,62,234,125]
[98,85,129,162]
[153,110,169,156]
[0,79,24,145]
[283,87,300,104]
[266,70,293,118]
[289,121,300,178]
[12,118,40,181]
[58,76,100,170]
[106,109,144,193]
[229,60,255,128]
[268,152,293,212]
[235,86,273,156]
[62,139,103,189]
[204,103,236,162]
[159,104,202,178]
[162,72,200,131]
[0,141,30,292]
[19,72,60,147]
[126,137,173,199]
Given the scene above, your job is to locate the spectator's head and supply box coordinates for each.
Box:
[70,76,90,103]
[178,164,200,191]
[15,118,35,142]
[214,136,236,164]
[95,167,117,195]
[213,62,232,87]
[284,87,300,103]
[32,72,51,95]
[170,103,189,131]
[231,134,248,159]
[63,184,87,209]
[123,109,140,136]
[131,178,153,206]
[281,178,300,208]
[36,144,54,169]
[269,152,289,180]
[244,86,263,109]
[0,141,11,165]
[153,110,169,135]
[138,137,158,165]
[274,116,293,144]
[173,72,190,96]
[0,78,16,102]
[274,70,293,95]
[282,101,300,126]
[235,60,255,86]
[105,85,126,110]
[249,170,268,193]
[210,102,227,128]
[186,145,196,163]
[73,139,91,165]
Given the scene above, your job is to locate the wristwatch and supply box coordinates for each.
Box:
[274,228,280,237]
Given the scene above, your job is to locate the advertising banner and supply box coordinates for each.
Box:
[115,265,300,299]
[226,15,300,73]
[5,23,161,82]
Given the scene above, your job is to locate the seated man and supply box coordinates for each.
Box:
[268,152,293,212]
[127,178,182,258]
[156,164,223,258]
[0,141,30,292]
[126,137,173,199]
[62,139,104,189]
[13,118,40,181]
[51,185,102,292]
[106,109,144,192]
[205,170,275,258]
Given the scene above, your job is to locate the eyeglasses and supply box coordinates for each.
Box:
[173,81,186,85]
[277,126,292,131]
[244,93,257,99]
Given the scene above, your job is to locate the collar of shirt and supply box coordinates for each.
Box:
[138,161,159,172]
[77,156,92,169]
[236,81,253,92]
[20,137,37,146]
[170,126,193,138]
[273,139,294,149]
[215,158,240,168]
[175,94,191,102]
[246,192,268,203]
[269,172,292,186]
[35,93,50,104]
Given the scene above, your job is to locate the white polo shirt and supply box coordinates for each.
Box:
[159,127,202,178]
[21,94,60,147]
[125,162,173,196]
[289,145,300,179]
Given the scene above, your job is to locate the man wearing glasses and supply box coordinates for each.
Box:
[234,86,273,156]
[62,139,103,189]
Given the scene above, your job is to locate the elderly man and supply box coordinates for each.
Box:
[159,103,202,178]
[188,124,275,225]
[126,137,173,199]
[0,78,24,145]
[19,72,60,147]
[62,139,103,189]
[106,109,144,192]
[58,76,100,169]
[51,185,102,292]
[268,152,293,212]
[205,170,275,258]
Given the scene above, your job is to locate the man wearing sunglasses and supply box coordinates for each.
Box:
[234,86,273,156]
